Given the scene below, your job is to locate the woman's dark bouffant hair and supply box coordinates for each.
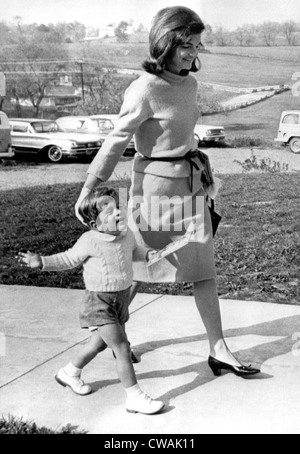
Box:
[143,6,205,75]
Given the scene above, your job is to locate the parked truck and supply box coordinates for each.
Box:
[274,111,300,154]
[0,111,14,159]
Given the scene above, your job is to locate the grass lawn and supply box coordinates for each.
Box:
[210,46,300,63]
[70,43,299,87]
[76,42,299,87]
[197,51,296,88]
[195,47,299,141]
[3,44,299,145]
[0,415,86,434]
[1,173,299,305]
[69,42,299,142]
[201,89,300,141]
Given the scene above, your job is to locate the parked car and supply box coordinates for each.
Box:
[274,111,300,154]
[194,124,225,146]
[0,111,14,159]
[9,119,102,163]
[56,114,136,156]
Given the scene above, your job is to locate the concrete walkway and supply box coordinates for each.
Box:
[1,285,300,434]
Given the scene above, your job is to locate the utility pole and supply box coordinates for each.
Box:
[0,72,6,110]
[77,60,85,103]
[0,72,6,97]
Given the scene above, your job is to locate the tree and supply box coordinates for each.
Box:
[136,23,146,33]
[50,22,86,43]
[202,24,214,46]
[13,16,23,29]
[234,26,255,46]
[0,32,69,117]
[259,22,280,46]
[36,24,50,33]
[0,22,12,45]
[282,21,298,46]
[68,22,86,42]
[114,21,129,43]
[214,26,228,47]
[235,28,245,46]
[72,70,136,115]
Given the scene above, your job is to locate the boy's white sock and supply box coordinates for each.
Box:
[125,383,143,400]
[64,362,82,377]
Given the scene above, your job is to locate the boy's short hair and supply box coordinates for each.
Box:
[79,187,119,226]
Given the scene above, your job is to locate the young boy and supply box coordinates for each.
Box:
[17,187,164,415]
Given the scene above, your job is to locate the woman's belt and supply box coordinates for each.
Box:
[142,149,214,193]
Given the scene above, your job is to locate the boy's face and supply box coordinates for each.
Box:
[94,196,126,235]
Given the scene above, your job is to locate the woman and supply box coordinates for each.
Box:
[76,6,260,377]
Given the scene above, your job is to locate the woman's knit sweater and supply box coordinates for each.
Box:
[88,70,200,181]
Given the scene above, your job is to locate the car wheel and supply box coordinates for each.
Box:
[47,146,64,163]
[289,137,300,154]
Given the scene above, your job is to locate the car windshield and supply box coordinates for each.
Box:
[31,122,60,133]
[60,119,87,130]
[95,119,114,131]
[282,114,299,125]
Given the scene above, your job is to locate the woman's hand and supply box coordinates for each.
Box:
[75,187,91,225]
[75,176,103,225]
[17,251,43,269]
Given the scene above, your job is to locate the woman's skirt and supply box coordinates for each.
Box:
[128,169,216,283]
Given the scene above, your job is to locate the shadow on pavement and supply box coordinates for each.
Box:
[90,313,299,406]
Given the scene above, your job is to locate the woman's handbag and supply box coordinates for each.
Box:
[208,198,222,237]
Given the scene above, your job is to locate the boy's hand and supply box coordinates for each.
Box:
[146,249,158,263]
[17,251,43,269]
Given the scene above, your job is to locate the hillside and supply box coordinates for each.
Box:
[2,42,299,141]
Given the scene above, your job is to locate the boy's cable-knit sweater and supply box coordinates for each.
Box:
[88,70,200,182]
[41,229,148,292]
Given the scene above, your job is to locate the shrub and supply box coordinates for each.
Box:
[234,150,289,173]
[226,135,271,148]
[0,415,86,434]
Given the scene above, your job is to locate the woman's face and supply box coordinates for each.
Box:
[166,33,202,75]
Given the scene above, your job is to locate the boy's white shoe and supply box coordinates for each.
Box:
[55,368,92,396]
[126,393,164,415]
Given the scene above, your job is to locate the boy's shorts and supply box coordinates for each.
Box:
[79,288,131,329]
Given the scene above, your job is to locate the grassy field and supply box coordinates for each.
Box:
[70,42,299,87]
[202,89,300,140]
[68,42,300,141]
[197,52,297,87]
[3,43,299,142]
[74,42,300,87]
[1,174,299,304]
[195,47,300,140]
[210,46,300,63]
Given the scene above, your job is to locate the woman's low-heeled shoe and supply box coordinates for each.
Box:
[208,356,260,378]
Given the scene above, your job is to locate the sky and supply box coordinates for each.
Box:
[0,0,299,30]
